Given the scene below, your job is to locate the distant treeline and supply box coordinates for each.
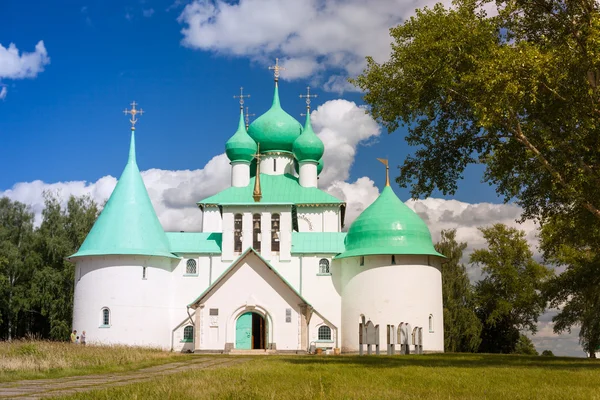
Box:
[0,194,99,341]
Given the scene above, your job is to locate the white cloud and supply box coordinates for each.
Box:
[177,0,459,91]
[143,8,155,18]
[0,41,50,80]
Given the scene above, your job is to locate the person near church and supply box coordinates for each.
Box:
[70,330,77,343]
[81,331,86,345]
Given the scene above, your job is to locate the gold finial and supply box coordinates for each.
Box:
[268,58,285,82]
[253,143,263,202]
[299,86,317,114]
[233,86,250,109]
[377,158,390,187]
[123,101,144,130]
[245,106,255,130]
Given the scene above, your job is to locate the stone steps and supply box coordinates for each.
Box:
[228,349,278,355]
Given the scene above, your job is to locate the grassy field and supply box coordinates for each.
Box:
[0,340,191,382]
[57,353,600,400]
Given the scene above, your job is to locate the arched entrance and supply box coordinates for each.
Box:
[235,311,266,349]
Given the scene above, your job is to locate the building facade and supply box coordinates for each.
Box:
[69,77,445,353]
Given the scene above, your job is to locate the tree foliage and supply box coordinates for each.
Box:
[472,224,551,353]
[353,0,600,228]
[540,217,600,358]
[514,334,539,355]
[0,194,99,341]
[435,229,482,352]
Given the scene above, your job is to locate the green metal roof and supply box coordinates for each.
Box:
[291,232,346,254]
[225,109,257,163]
[166,232,222,254]
[197,173,343,207]
[70,131,177,259]
[335,186,444,259]
[188,247,311,308]
[293,112,324,163]
[247,84,302,152]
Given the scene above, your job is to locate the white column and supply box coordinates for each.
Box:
[242,212,253,252]
[231,162,250,187]
[299,162,318,188]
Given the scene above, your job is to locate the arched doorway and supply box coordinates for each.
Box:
[236,311,266,349]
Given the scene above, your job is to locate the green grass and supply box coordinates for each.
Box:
[57,353,600,400]
[0,340,191,382]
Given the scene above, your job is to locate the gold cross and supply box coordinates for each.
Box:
[268,58,286,82]
[245,106,255,129]
[299,86,317,111]
[233,87,250,109]
[123,101,144,129]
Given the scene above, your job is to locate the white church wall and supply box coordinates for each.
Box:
[72,256,174,350]
[323,207,340,232]
[297,206,340,233]
[300,255,342,326]
[202,206,222,233]
[231,161,250,187]
[196,254,304,351]
[221,212,234,261]
[260,154,294,175]
[340,255,444,353]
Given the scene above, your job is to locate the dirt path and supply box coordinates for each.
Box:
[0,356,248,399]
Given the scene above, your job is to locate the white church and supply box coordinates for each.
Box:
[68,68,445,354]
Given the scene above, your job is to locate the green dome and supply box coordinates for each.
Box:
[336,186,443,259]
[70,130,176,260]
[248,84,302,152]
[226,109,257,163]
[293,112,324,162]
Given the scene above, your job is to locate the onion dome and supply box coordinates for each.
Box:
[248,84,302,152]
[226,109,257,163]
[293,112,324,163]
[317,158,324,176]
[70,130,176,259]
[336,186,443,259]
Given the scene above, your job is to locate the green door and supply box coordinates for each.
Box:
[236,312,253,349]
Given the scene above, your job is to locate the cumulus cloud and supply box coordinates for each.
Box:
[178,0,451,92]
[0,41,50,80]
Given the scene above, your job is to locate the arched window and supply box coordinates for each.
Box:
[186,259,197,275]
[234,214,243,252]
[101,308,110,327]
[183,326,194,342]
[319,259,330,274]
[253,214,261,251]
[318,325,332,341]
[271,214,280,252]
[429,314,434,332]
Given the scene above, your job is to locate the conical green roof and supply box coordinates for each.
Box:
[226,109,257,163]
[70,131,176,259]
[248,84,302,152]
[293,112,324,162]
[336,186,443,259]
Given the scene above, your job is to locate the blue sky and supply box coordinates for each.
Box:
[0,0,498,203]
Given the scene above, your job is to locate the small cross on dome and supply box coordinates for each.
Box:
[268,58,286,82]
[123,101,144,130]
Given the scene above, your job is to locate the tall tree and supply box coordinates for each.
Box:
[435,229,482,352]
[540,217,600,358]
[472,224,551,353]
[0,198,35,340]
[352,0,600,230]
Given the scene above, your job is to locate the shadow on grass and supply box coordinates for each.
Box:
[276,353,600,371]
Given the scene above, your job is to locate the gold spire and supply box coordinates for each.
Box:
[233,86,250,110]
[253,143,263,202]
[245,106,255,130]
[268,58,285,83]
[123,101,144,130]
[299,86,317,114]
[377,158,390,187]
